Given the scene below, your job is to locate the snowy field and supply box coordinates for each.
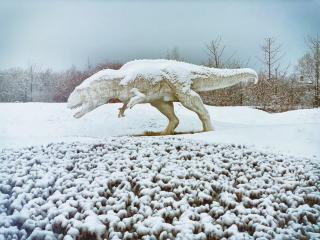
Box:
[0,103,320,239]
[0,103,319,158]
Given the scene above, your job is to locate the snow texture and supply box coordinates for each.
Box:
[1,137,319,239]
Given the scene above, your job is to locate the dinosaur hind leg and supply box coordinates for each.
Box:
[176,89,213,132]
[150,101,179,135]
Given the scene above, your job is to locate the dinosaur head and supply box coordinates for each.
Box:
[67,88,95,118]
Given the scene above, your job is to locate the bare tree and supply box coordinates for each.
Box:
[206,36,245,69]
[296,53,314,83]
[166,46,183,61]
[95,62,123,71]
[204,37,253,106]
[258,37,285,80]
[307,35,320,106]
[87,57,92,71]
[30,66,34,101]
[206,36,226,68]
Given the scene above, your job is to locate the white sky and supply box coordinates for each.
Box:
[0,0,319,71]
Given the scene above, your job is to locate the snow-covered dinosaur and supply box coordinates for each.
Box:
[68,59,258,134]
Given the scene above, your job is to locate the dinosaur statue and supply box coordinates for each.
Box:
[68,59,258,134]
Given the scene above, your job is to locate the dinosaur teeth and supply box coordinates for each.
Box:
[69,102,82,109]
[71,105,83,118]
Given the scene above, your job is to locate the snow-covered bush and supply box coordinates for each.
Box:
[0,137,319,239]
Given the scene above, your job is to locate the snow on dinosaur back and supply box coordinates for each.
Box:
[77,59,258,90]
[68,59,258,134]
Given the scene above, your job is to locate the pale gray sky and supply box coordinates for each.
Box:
[0,0,319,71]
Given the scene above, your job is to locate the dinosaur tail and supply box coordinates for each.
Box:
[191,68,258,92]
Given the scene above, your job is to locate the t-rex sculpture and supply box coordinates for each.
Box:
[68,59,258,134]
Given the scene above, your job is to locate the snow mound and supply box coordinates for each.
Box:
[1,137,320,239]
[77,59,257,89]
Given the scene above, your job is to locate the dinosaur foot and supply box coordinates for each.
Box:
[160,127,175,135]
[118,103,128,118]
[202,127,214,132]
[203,122,214,132]
[118,108,126,118]
[203,127,214,132]
[160,131,174,136]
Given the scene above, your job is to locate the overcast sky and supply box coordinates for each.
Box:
[0,0,319,71]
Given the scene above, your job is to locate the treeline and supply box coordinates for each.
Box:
[0,36,319,112]
[200,76,314,112]
[197,35,319,111]
[0,63,122,103]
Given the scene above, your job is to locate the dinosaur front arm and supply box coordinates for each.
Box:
[127,88,146,109]
[118,88,147,118]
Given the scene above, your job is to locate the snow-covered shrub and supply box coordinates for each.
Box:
[0,137,319,239]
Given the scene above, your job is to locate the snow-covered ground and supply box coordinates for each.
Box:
[0,103,319,158]
[0,103,320,239]
[1,137,320,239]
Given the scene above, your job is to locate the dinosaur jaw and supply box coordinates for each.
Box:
[68,97,94,118]
[69,101,95,118]
[71,104,85,118]
[67,90,91,118]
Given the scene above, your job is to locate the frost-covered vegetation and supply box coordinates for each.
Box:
[1,137,319,239]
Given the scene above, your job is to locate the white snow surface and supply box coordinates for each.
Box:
[1,137,320,239]
[0,103,319,158]
[77,59,257,89]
